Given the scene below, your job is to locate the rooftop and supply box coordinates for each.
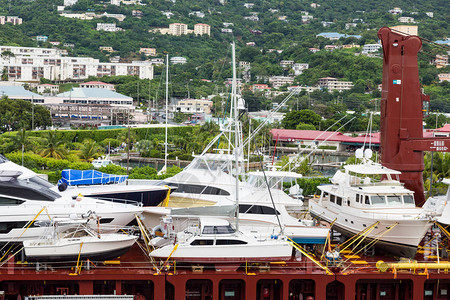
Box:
[56,88,131,99]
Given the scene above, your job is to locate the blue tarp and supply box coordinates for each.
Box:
[59,169,128,186]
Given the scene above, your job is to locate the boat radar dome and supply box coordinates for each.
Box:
[364,149,373,160]
[355,148,364,159]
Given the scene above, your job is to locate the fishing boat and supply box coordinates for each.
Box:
[309,148,433,258]
[23,218,138,261]
[149,217,292,265]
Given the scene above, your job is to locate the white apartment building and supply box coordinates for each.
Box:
[174,99,213,114]
[169,23,188,36]
[0,16,23,25]
[388,7,402,14]
[362,44,382,53]
[269,76,294,89]
[64,0,78,6]
[189,11,205,18]
[434,55,449,68]
[287,86,319,93]
[97,23,121,32]
[398,17,415,23]
[139,48,156,56]
[80,81,116,91]
[292,63,309,76]
[280,60,294,68]
[194,23,211,36]
[438,73,450,83]
[318,77,354,92]
[99,46,115,52]
[0,46,153,82]
[221,28,233,33]
[170,57,187,65]
[391,25,418,36]
[37,84,59,95]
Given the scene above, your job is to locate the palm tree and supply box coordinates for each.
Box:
[38,130,67,159]
[12,128,29,166]
[78,139,102,162]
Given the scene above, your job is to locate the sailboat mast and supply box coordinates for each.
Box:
[165,54,169,170]
[232,42,239,232]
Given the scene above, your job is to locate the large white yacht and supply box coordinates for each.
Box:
[0,157,142,243]
[309,149,433,258]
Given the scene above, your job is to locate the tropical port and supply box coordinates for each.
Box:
[0,0,449,299]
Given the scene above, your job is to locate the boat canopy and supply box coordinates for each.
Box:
[344,163,401,175]
[59,169,128,186]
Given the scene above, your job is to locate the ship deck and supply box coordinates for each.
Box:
[2,230,450,300]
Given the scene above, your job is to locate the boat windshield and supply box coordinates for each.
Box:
[403,195,415,204]
[187,156,234,174]
[370,195,386,205]
[202,225,235,234]
[387,195,403,205]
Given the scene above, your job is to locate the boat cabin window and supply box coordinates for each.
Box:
[387,195,402,205]
[403,195,414,204]
[356,194,360,203]
[0,196,25,206]
[158,182,230,196]
[239,204,280,215]
[0,221,28,234]
[336,197,342,206]
[371,195,386,205]
[216,239,247,245]
[365,196,370,205]
[202,225,235,234]
[190,239,214,246]
[330,194,336,203]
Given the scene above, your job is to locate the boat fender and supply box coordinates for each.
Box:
[152,225,168,238]
[58,182,68,192]
[270,234,278,240]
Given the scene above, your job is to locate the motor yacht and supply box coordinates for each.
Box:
[149,217,292,265]
[309,149,433,258]
[0,157,142,243]
[23,217,138,261]
[57,169,172,207]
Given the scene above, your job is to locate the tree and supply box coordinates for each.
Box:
[281,109,322,129]
[38,131,68,159]
[78,139,102,162]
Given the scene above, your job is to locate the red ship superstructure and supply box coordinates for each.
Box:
[378,27,450,206]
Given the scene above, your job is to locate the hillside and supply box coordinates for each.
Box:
[0,0,448,116]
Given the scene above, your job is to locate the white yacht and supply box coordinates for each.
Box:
[309,149,433,258]
[57,169,172,207]
[149,218,292,265]
[0,157,142,243]
[23,218,138,261]
[423,179,450,225]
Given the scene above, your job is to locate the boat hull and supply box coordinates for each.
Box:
[24,234,138,261]
[150,241,293,263]
[309,200,431,258]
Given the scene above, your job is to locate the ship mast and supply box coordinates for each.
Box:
[232,41,240,232]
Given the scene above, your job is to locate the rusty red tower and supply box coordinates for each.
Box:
[378,27,450,206]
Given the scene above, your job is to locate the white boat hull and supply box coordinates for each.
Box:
[150,240,292,263]
[24,233,138,261]
[309,199,431,257]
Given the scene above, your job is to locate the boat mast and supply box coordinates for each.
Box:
[232,42,239,232]
[164,54,169,171]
